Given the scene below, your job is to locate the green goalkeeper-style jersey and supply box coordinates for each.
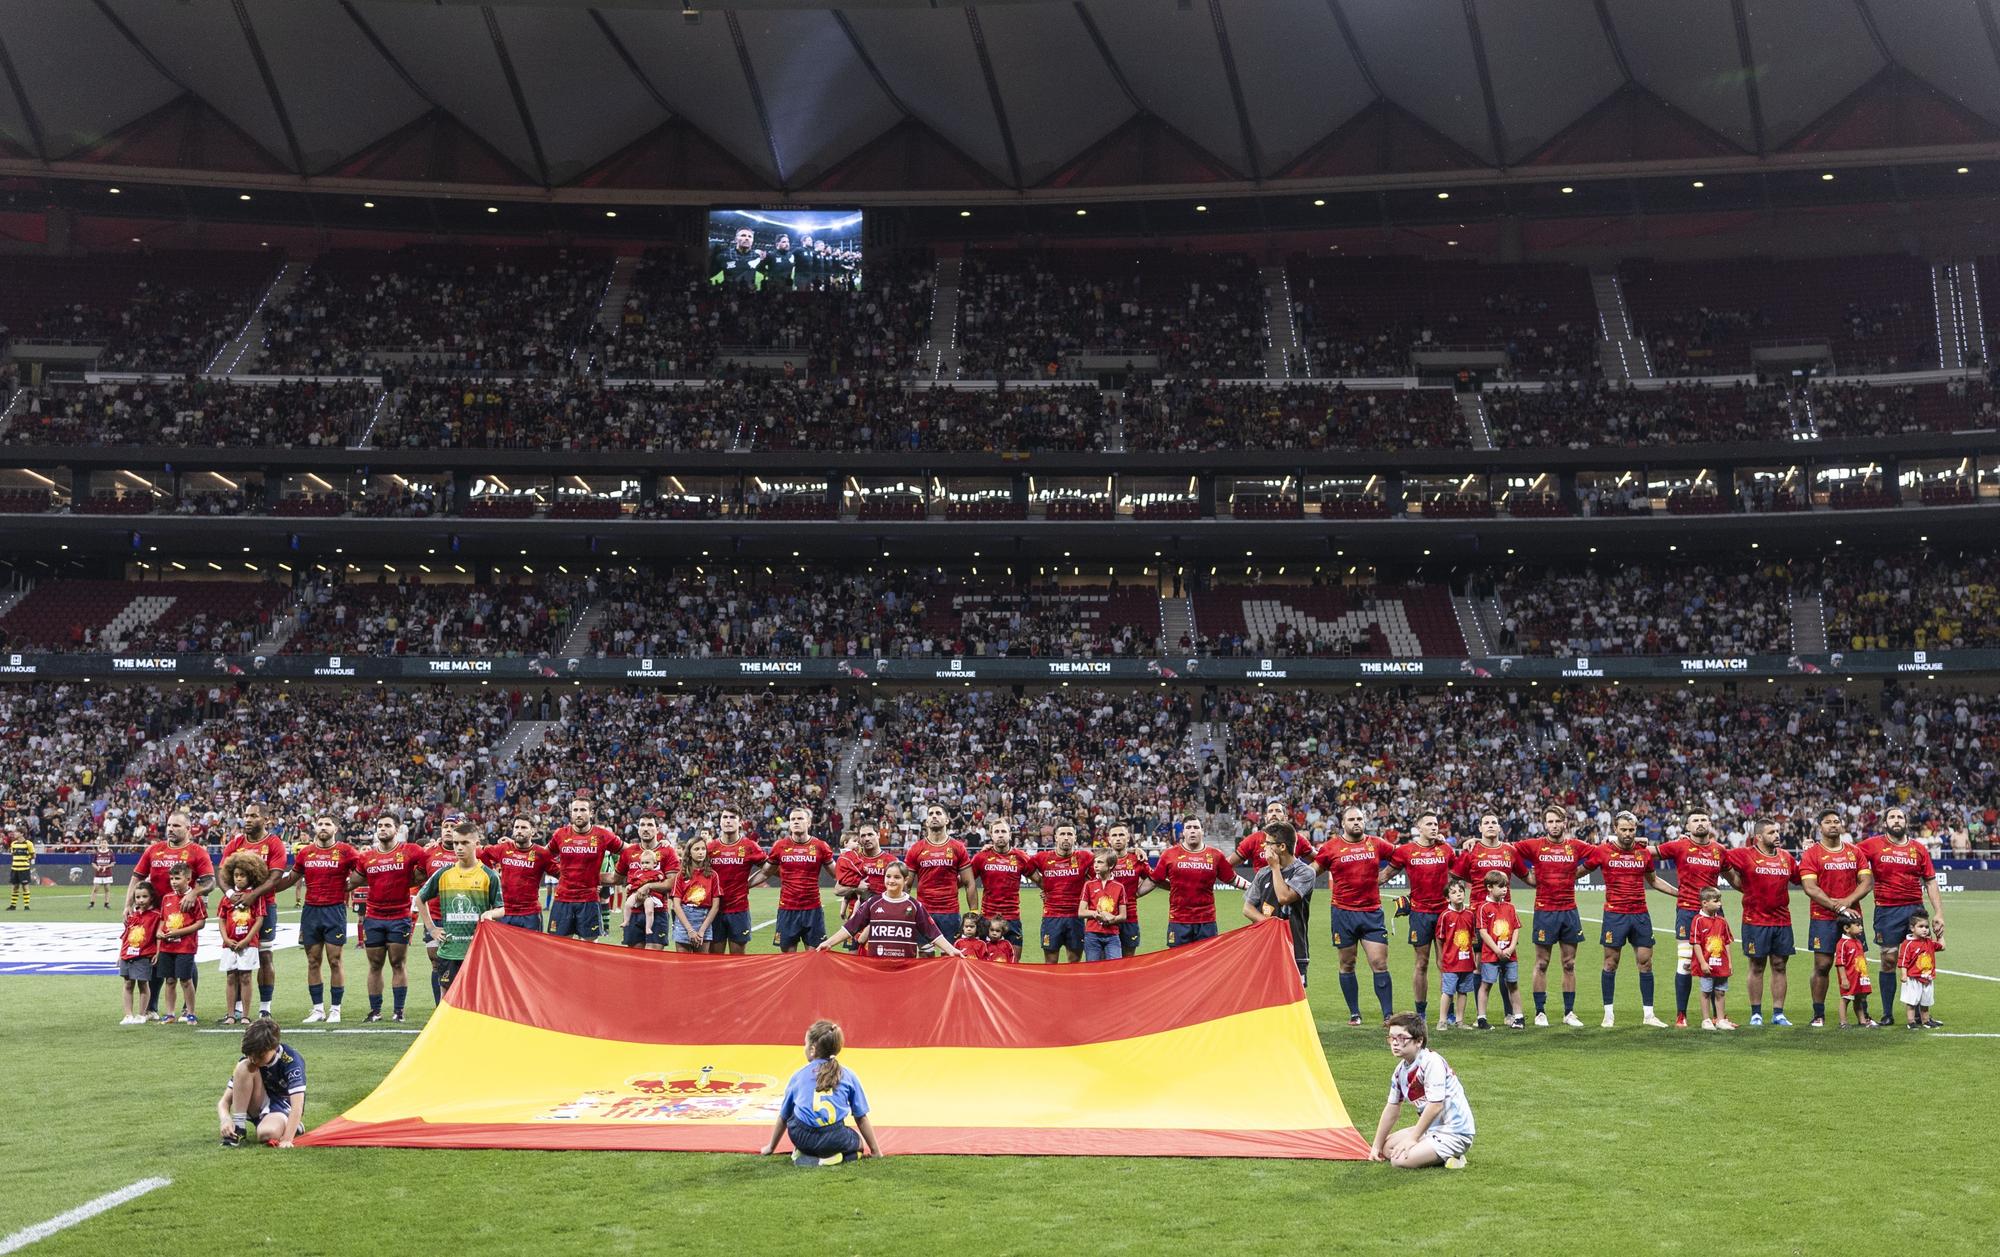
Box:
[418,863,501,960]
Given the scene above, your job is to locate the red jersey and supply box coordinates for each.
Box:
[120,909,161,960]
[906,838,971,914]
[1834,937,1871,995]
[1690,912,1733,977]
[672,869,721,912]
[479,843,556,916]
[846,894,942,959]
[293,841,361,907]
[356,844,425,920]
[1390,840,1456,914]
[1106,849,1151,919]
[133,840,215,907]
[419,842,457,921]
[1475,899,1519,964]
[618,844,681,896]
[547,825,622,905]
[766,837,835,912]
[1860,836,1934,907]
[1725,846,1798,928]
[1080,877,1128,933]
[157,894,206,956]
[218,895,264,947]
[1798,841,1866,921]
[968,847,1034,919]
[1234,830,1315,870]
[221,832,287,875]
[1656,837,1729,912]
[1438,907,1480,973]
[1897,936,1941,985]
[1593,841,1657,915]
[1149,845,1237,924]
[1451,842,1517,900]
[834,847,901,919]
[1511,837,1591,913]
[1033,848,1093,916]
[978,937,1017,963]
[705,836,767,915]
[1314,835,1396,912]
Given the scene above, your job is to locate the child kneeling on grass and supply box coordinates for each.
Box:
[217,1017,306,1148]
[1370,1012,1475,1169]
[761,1019,881,1167]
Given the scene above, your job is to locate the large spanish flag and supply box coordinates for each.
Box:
[300,919,1368,1158]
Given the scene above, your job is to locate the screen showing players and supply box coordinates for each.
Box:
[706,208,864,292]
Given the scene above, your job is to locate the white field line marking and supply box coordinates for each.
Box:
[0,1177,170,1254]
[193,1028,418,1036]
[1930,1033,2000,1038]
[1938,969,2000,983]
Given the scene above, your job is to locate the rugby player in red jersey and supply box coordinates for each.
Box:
[1860,805,1946,1024]
[1511,805,1593,1027]
[415,822,458,1000]
[1656,808,1730,1026]
[833,821,898,947]
[1389,811,1455,1024]
[615,816,680,950]
[820,862,966,960]
[706,803,768,955]
[1149,817,1244,950]
[1101,821,1154,955]
[129,809,216,1017]
[1798,807,1873,1027]
[905,804,972,946]
[479,816,556,933]
[967,817,1036,951]
[264,815,359,1023]
[1590,811,1674,1028]
[1449,814,1516,898]
[352,814,424,1022]
[761,806,837,952]
[1033,821,1094,963]
[1724,818,1801,1026]
[546,797,623,941]
[1235,798,1313,873]
[220,803,287,1019]
[1313,805,1398,1025]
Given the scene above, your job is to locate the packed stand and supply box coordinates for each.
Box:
[1485,381,1783,448]
[1493,561,1799,655]
[1122,381,1466,451]
[0,251,275,373]
[281,576,583,657]
[258,247,610,375]
[4,378,377,448]
[752,383,1109,453]
[956,249,1266,378]
[378,378,738,451]
[0,683,200,842]
[1820,554,2000,651]
[114,582,290,655]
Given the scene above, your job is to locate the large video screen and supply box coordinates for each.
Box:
[706,208,864,292]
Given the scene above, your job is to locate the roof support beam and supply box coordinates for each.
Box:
[723,9,787,189]
[481,6,550,187]
[1073,3,1145,113]
[1322,0,1382,100]
[1974,0,2000,86]
[231,0,306,175]
[833,10,913,119]
[589,8,678,118]
[90,0,189,94]
[1459,0,1508,166]
[1851,0,1896,67]
[1205,0,1263,179]
[1591,0,1634,85]
[339,1,441,111]
[1728,0,1768,155]
[0,31,48,161]
[964,7,1023,190]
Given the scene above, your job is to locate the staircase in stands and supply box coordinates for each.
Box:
[922,257,963,380]
[1160,596,1194,651]
[216,260,303,377]
[596,255,641,337]
[1790,590,1828,655]
[1260,266,1298,379]
[1589,270,1651,381]
[1457,392,1494,450]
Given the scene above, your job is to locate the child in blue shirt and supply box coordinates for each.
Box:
[760,1019,880,1166]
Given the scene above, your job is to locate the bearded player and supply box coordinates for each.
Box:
[906,804,972,945]
[264,816,359,1023]
[968,817,1036,950]
[616,816,681,950]
[1725,818,1801,1026]
[1388,811,1455,1024]
[1102,822,1154,955]
[1235,798,1312,873]
[762,806,837,952]
[1314,805,1398,1025]
[1591,811,1673,1028]
[415,822,459,999]
[1450,814,1516,898]
[220,804,287,1019]
[478,816,555,933]
[546,797,623,941]
[1149,817,1244,950]
[353,814,424,1023]
[1656,808,1730,1027]
[833,821,899,948]
[1511,805,1592,1027]
[1798,807,1872,1027]
[1033,820,1093,963]
[1860,806,1946,1024]
[706,803,767,955]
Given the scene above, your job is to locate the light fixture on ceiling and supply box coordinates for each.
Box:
[363,201,375,208]
[1821,172,1835,181]
[1560,186,1573,194]
[487,205,499,213]
[1075,208,1088,216]
[1194,204,1207,212]
[1957,166,1971,175]
[1436,191,1449,200]
[238,193,251,201]
[108,187,120,194]
[604,210,617,218]
[1692,180,1705,188]
[1312,198,1325,206]
[960,210,971,217]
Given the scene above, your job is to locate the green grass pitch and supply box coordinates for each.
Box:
[3,884,1995,1255]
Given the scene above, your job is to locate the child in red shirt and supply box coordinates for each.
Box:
[1436,880,1480,1030]
[979,916,1017,962]
[118,884,162,1025]
[156,863,208,1024]
[1474,871,1522,1030]
[957,914,990,960]
[1690,886,1736,1030]
[216,857,268,1027]
[1080,851,1129,962]
[1896,913,1944,1029]
[1832,912,1873,1028]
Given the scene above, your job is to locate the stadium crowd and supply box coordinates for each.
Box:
[1121,381,1465,452]
[279,576,584,658]
[1491,561,1800,656]
[1819,554,2000,651]
[4,378,378,448]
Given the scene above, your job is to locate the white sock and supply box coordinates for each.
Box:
[1642,1005,1654,1016]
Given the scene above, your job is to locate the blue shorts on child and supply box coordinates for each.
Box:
[1442,970,1479,996]
[1479,959,1519,985]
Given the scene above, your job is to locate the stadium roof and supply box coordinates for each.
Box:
[3,0,2000,203]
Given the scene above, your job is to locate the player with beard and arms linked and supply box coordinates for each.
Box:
[1235,798,1313,874]
[819,862,966,960]
[353,814,424,1023]
[1725,818,1802,1026]
[1151,817,1247,951]
[833,821,898,949]
[968,817,1036,950]
[480,817,555,933]
[1860,805,1947,1025]
[129,810,216,1019]
[906,804,972,947]
[414,822,458,1000]
[1033,821,1094,963]
[1512,806,1593,1027]
[1450,814,1516,899]
[1388,812,1456,1025]
[1314,806,1398,1026]
[762,806,837,952]
[759,234,796,290]
[705,803,768,955]
[1101,822,1154,955]
[546,798,623,941]
[1799,807,1874,1027]
[263,816,360,1024]
[616,816,681,951]
[1656,808,1730,1027]
[220,803,287,1019]
[1590,811,1675,1028]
